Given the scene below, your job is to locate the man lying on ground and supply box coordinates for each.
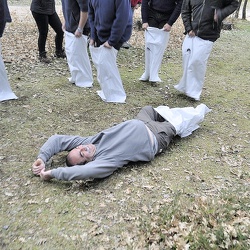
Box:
[32,104,211,181]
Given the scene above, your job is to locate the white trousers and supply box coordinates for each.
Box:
[0,40,18,102]
[174,35,213,100]
[90,45,126,103]
[65,31,93,88]
[140,27,170,82]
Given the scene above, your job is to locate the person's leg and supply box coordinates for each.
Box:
[65,32,93,87]
[136,106,176,153]
[48,12,65,57]
[31,11,50,61]
[92,46,126,103]
[175,36,213,100]
[0,40,18,101]
[113,41,123,51]
[140,7,158,82]
[136,106,165,123]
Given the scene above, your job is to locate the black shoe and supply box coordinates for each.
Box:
[39,51,51,63]
[55,49,66,58]
[121,42,131,49]
[150,81,158,87]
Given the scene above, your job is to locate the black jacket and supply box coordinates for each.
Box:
[181,0,239,42]
[30,0,56,15]
[141,0,183,26]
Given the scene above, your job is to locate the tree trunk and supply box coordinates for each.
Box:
[235,0,242,18]
[242,0,248,19]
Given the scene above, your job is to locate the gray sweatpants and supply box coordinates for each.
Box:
[136,106,176,154]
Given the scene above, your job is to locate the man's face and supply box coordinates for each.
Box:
[67,144,96,166]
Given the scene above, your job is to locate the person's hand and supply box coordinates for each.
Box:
[40,169,53,181]
[103,41,112,49]
[214,9,218,22]
[32,158,45,175]
[163,23,171,32]
[135,4,140,9]
[188,30,195,37]
[89,39,95,46]
[142,22,149,30]
[74,27,83,37]
[62,23,66,32]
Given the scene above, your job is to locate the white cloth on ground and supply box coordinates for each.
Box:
[140,27,170,82]
[0,41,18,102]
[174,36,213,100]
[64,31,93,88]
[154,103,211,138]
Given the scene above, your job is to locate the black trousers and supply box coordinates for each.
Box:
[32,11,64,54]
[136,106,176,154]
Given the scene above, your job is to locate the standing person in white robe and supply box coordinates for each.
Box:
[0,0,18,102]
[140,0,183,84]
[174,0,239,101]
[61,0,93,88]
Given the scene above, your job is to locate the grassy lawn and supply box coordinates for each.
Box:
[0,5,249,249]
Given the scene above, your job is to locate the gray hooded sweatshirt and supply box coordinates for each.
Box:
[38,119,155,181]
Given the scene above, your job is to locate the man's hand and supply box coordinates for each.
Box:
[142,22,149,30]
[214,9,218,22]
[62,23,66,32]
[40,169,53,181]
[89,38,95,46]
[103,41,112,49]
[188,30,195,37]
[74,27,83,37]
[32,158,45,175]
[134,4,140,9]
[163,23,171,32]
